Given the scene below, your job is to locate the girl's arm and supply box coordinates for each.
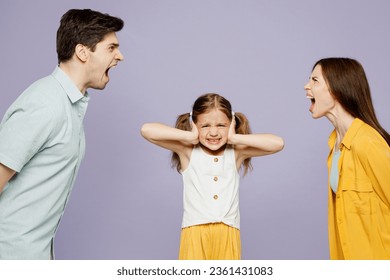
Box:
[228,118,284,162]
[141,122,199,155]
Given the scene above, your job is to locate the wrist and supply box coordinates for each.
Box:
[187,131,199,144]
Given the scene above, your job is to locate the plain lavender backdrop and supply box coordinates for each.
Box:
[0,0,389,260]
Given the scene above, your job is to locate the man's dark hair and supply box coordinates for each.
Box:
[56,9,124,63]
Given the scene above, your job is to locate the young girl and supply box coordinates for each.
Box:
[141,93,284,260]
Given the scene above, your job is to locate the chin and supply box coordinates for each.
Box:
[311,112,324,119]
[91,83,108,91]
[200,143,226,155]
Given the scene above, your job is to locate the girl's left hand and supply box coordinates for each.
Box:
[227,115,236,143]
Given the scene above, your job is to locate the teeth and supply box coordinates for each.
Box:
[306,96,314,99]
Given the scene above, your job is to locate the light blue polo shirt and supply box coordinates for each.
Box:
[0,67,89,259]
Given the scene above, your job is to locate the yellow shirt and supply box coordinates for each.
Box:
[327,118,390,259]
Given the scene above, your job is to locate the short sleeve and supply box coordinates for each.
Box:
[0,98,55,172]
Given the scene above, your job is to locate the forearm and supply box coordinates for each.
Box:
[0,163,16,193]
[229,133,284,153]
[141,123,197,145]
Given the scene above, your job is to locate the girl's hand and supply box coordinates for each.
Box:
[189,120,199,145]
[227,115,236,144]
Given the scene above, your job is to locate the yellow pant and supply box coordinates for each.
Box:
[178,223,241,260]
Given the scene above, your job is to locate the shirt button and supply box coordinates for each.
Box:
[213,195,219,200]
[213,176,218,182]
[214,158,219,162]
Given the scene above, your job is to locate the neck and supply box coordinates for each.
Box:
[59,62,87,94]
[326,105,355,149]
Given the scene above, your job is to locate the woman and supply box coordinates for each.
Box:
[304,57,390,259]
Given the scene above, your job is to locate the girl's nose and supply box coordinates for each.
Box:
[209,127,218,135]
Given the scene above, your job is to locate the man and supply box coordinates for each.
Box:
[0,9,124,259]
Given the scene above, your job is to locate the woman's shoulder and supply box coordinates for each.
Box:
[356,122,386,144]
[351,122,389,156]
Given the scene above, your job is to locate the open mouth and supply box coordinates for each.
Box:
[207,138,221,144]
[306,94,315,112]
[306,94,315,102]
[105,65,117,78]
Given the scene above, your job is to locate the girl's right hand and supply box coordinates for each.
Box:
[189,120,199,145]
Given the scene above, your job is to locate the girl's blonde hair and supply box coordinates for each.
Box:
[171,93,252,175]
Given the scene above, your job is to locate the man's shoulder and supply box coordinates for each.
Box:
[16,74,68,109]
[3,75,68,128]
[24,74,63,98]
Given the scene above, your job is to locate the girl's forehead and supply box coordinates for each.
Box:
[198,109,229,121]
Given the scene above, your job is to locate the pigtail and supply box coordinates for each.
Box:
[171,112,192,173]
[234,112,251,135]
[175,113,192,132]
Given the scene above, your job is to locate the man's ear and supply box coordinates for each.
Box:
[75,44,89,62]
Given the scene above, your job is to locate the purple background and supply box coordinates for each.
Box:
[1,0,389,260]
